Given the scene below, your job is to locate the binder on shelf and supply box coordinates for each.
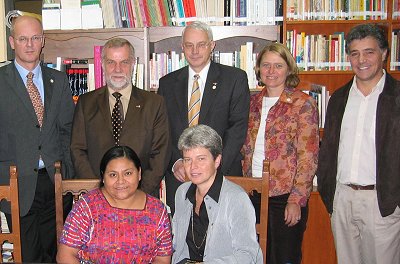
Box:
[42,0,61,30]
[81,0,104,29]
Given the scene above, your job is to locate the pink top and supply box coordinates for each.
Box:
[60,189,172,263]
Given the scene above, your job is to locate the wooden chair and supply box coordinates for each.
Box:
[0,166,22,263]
[54,161,101,243]
[226,160,270,262]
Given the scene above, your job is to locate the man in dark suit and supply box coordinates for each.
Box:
[0,16,75,262]
[158,21,250,214]
[317,24,400,263]
[71,38,170,196]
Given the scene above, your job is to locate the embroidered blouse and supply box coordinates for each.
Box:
[59,189,173,263]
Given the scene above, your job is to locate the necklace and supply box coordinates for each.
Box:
[191,208,207,250]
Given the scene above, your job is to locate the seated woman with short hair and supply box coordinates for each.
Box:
[56,145,173,264]
[172,125,262,263]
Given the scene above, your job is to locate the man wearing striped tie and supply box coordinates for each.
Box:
[158,21,250,215]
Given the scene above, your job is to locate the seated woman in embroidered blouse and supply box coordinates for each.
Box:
[56,145,173,264]
[172,125,262,264]
[241,43,319,264]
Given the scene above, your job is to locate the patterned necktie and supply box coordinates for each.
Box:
[188,74,201,127]
[26,72,44,127]
[112,92,124,145]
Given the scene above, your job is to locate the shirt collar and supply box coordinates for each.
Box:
[186,169,223,204]
[189,61,211,81]
[107,84,132,98]
[14,60,41,81]
[350,69,386,96]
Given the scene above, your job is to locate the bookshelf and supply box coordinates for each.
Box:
[43,25,280,91]
[283,0,400,94]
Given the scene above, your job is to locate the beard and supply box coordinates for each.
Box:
[106,74,132,91]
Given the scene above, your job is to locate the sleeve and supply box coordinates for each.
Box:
[288,96,320,206]
[156,204,173,256]
[59,197,92,249]
[207,191,263,264]
[57,73,76,179]
[70,97,97,179]
[140,97,171,194]
[220,70,250,175]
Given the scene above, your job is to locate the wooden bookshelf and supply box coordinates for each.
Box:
[43,25,280,91]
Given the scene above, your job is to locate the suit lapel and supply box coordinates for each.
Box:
[200,62,221,123]
[41,66,55,127]
[6,64,38,123]
[122,87,143,136]
[97,88,113,134]
[174,68,189,126]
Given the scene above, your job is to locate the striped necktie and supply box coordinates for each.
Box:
[188,74,201,126]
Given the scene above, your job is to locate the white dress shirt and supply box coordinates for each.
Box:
[337,70,385,185]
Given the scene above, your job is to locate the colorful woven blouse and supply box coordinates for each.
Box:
[59,189,172,263]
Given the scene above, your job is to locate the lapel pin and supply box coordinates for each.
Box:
[212,83,217,90]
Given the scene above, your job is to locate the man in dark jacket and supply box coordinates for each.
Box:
[317,23,400,264]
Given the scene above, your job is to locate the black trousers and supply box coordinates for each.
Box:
[6,168,72,263]
[267,193,308,264]
[251,192,308,264]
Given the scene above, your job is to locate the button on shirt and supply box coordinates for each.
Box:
[337,70,385,186]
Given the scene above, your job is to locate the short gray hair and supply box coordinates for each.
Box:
[182,21,213,42]
[101,38,135,62]
[178,125,222,159]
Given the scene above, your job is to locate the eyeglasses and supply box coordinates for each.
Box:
[183,41,211,51]
[13,35,44,45]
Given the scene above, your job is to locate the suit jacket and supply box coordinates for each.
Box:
[71,86,170,195]
[317,73,400,217]
[0,62,75,216]
[158,62,250,208]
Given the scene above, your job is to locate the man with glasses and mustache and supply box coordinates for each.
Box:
[71,38,170,198]
[0,16,75,262]
[158,21,250,214]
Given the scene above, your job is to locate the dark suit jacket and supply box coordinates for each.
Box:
[317,73,400,217]
[158,62,250,209]
[71,86,170,195]
[0,62,75,216]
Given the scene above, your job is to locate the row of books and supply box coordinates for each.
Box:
[303,83,330,128]
[286,30,351,71]
[149,42,259,90]
[390,30,400,70]
[286,0,387,21]
[42,0,285,29]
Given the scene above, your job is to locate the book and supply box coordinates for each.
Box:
[93,45,103,89]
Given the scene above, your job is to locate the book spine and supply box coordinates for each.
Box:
[93,45,103,89]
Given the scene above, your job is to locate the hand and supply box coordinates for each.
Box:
[284,202,301,227]
[173,160,186,182]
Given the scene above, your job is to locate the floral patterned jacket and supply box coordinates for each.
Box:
[242,87,319,206]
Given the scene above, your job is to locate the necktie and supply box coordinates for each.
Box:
[112,92,124,145]
[26,72,44,127]
[188,74,201,127]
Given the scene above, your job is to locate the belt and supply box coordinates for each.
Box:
[346,184,375,190]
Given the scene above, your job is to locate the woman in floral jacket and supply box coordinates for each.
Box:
[241,43,319,264]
